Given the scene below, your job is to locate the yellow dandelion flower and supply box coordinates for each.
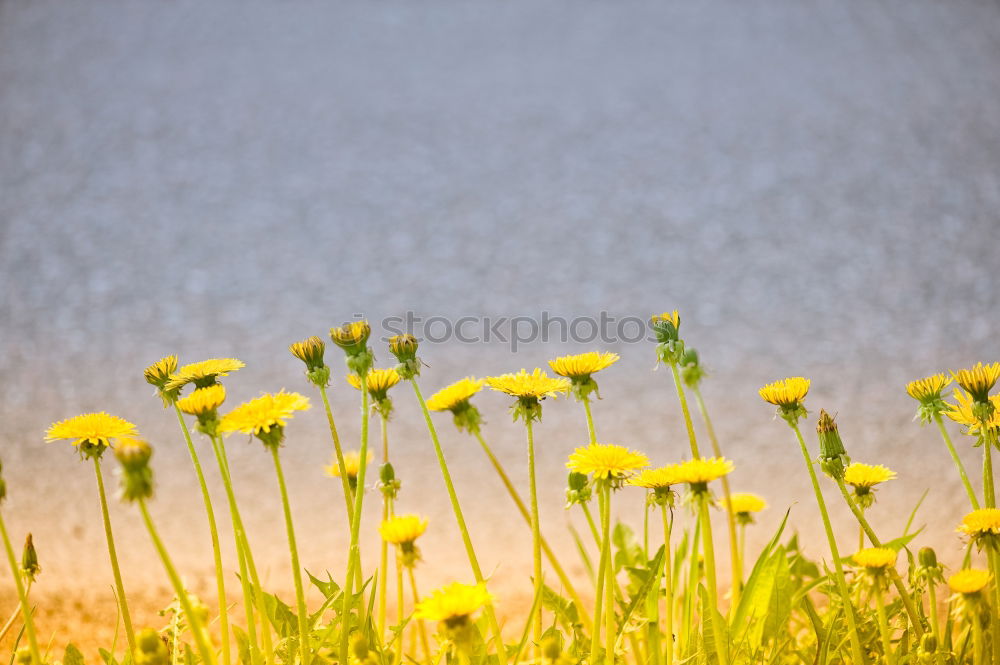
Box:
[628,467,676,490]
[176,385,226,417]
[165,358,245,392]
[843,463,897,490]
[379,514,428,545]
[426,377,485,412]
[661,457,734,487]
[144,355,178,389]
[759,377,811,407]
[906,374,951,403]
[326,450,373,479]
[414,582,492,622]
[650,311,680,329]
[944,389,1000,435]
[219,390,310,437]
[289,336,326,370]
[46,412,137,449]
[949,569,992,595]
[345,368,402,397]
[851,547,897,570]
[957,508,1000,539]
[723,492,768,515]
[486,368,570,400]
[952,362,1000,402]
[566,443,649,481]
[330,320,371,350]
[548,352,620,381]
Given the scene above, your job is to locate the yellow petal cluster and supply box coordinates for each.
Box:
[843,463,897,490]
[548,352,620,380]
[650,311,680,328]
[329,321,371,348]
[944,389,1000,435]
[219,390,310,436]
[379,515,428,545]
[176,385,226,416]
[143,355,178,387]
[326,450,373,479]
[957,508,1000,539]
[723,492,768,515]
[759,377,810,407]
[165,358,245,392]
[426,378,485,412]
[949,569,992,595]
[345,368,402,395]
[45,412,137,448]
[660,457,734,486]
[851,547,897,570]
[486,369,570,400]
[905,373,951,403]
[628,467,677,490]
[414,582,492,622]
[952,362,1000,401]
[566,443,649,480]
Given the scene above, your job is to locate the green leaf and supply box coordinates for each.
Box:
[306,569,341,599]
[541,584,580,630]
[699,584,730,665]
[261,590,298,637]
[761,547,792,646]
[732,509,790,630]
[64,645,86,665]
[233,625,252,665]
[615,546,664,649]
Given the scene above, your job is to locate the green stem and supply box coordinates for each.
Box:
[341,385,371,665]
[873,583,896,665]
[408,566,432,665]
[526,418,543,660]
[270,447,311,665]
[409,378,507,665]
[984,436,996,508]
[601,484,614,665]
[668,364,701,459]
[319,384,355,524]
[926,579,944,665]
[589,489,608,665]
[681,519,699,658]
[987,546,1000,665]
[0,512,41,665]
[471,429,590,631]
[789,424,866,665]
[582,397,598,444]
[933,414,980,509]
[210,435,271,664]
[394,550,403,665]
[697,493,728,665]
[379,415,390,638]
[661,506,674,665]
[174,405,230,665]
[971,608,984,665]
[833,477,926,636]
[138,498,216,665]
[94,456,137,656]
[692,386,742,611]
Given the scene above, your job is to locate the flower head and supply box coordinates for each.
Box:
[851,547,897,572]
[219,390,310,448]
[415,582,492,625]
[549,351,619,383]
[958,508,1000,548]
[330,321,371,352]
[289,336,327,375]
[427,378,485,412]
[952,362,1000,403]
[567,443,649,485]
[628,468,677,490]
[46,412,137,457]
[21,534,40,583]
[115,436,154,502]
[660,457,734,492]
[907,374,951,404]
[165,358,245,392]
[380,514,428,566]
[944,389,1000,437]
[346,368,401,400]
[650,310,684,361]
[144,356,180,405]
[176,385,227,418]
[760,377,810,426]
[487,369,569,422]
[722,492,768,518]
[949,569,992,596]
[844,462,896,491]
[326,450,373,489]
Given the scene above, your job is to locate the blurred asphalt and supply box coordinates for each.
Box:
[1,0,999,649]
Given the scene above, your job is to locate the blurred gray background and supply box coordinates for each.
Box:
[1,0,999,651]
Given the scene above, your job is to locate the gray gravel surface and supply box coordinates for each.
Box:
[1,0,999,643]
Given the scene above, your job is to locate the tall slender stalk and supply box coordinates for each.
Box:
[471,429,589,629]
[789,424,866,665]
[0,513,41,665]
[983,439,996,509]
[341,386,371,665]
[601,483,614,665]
[691,387,742,608]
[174,406,230,665]
[138,498,216,665]
[590,488,608,665]
[378,415,390,637]
[319,384,354,524]
[668,364,702,459]
[660,505,674,665]
[971,608,985,665]
[934,413,980,509]
[94,457,137,656]
[407,566,432,665]
[582,397,598,444]
[409,379,507,665]
[526,418,544,660]
[873,583,896,665]
[696,493,728,665]
[270,447,311,665]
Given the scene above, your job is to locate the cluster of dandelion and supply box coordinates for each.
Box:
[3,314,1000,665]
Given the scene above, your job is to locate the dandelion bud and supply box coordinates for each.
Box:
[21,533,39,583]
[650,311,681,343]
[115,437,154,502]
[351,633,370,660]
[816,410,849,480]
[144,356,180,406]
[290,336,330,387]
[378,462,401,500]
[0,459,6,503]
[541,635,562,662]
[565,471,592,507]
[919,633,938,655]
[136,627,169,665]
[679,348,706,388]
[14,648,31,665]
[919,547,938,569]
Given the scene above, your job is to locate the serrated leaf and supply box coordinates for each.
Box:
[63,644,86,665]
[615,546,664,649]
[306,569,341,599]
